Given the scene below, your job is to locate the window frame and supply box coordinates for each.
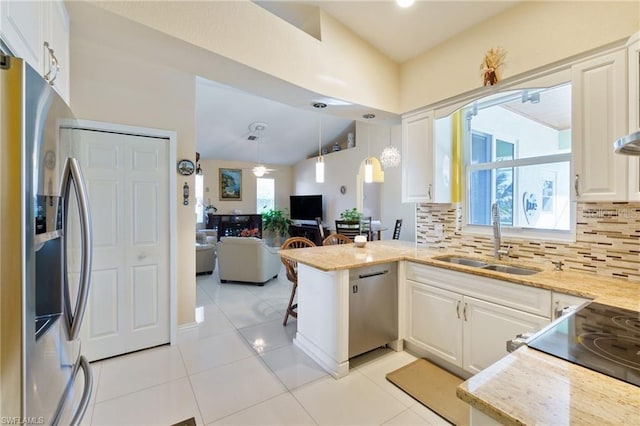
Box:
[460,84,575,243]
[256,177,275,214]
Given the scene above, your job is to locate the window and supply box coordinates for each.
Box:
[464,83,572,236]
[256,178,275,213]
[195,173,204,223]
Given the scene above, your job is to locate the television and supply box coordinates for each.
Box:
[290,195,323,221]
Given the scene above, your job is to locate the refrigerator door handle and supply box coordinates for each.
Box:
[70,356,93,426]
[51,355,93,426]
[62,158,93,340]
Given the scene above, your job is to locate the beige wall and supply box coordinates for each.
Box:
[91,1,400,113]
[89,1,637,117]
[199,159,293,215]
[70,35,197,325]
[401,1,640,112]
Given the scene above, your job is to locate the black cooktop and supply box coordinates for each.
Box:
[527,301,640,387]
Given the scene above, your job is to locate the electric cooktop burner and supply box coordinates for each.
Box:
[527,302,640,387]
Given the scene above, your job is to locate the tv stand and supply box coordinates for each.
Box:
[289,223,328,246]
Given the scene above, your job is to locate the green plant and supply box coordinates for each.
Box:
[262,208,292,238]
[205,203,217,213]
[340,208,362,222]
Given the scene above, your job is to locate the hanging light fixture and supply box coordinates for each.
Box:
[380,126,401,168]
[396,0,415,7]
[363,114,375,183]
[250,122,268,177]
[314,103,327,183]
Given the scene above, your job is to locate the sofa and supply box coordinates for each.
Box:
[216,237,281,285]
[196,231,217,275]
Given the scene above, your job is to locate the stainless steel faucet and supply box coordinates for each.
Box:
[491,202,509,259]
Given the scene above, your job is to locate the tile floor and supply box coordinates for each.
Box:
[83,264,450,425]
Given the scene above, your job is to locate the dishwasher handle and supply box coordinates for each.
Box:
[358,270,389,279]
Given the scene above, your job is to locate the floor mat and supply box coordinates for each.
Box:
[171,417,196,426]
[386,358,469,426]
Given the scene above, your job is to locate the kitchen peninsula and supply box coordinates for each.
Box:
[280,240,640,424]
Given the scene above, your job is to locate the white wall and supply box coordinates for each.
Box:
[70,27,197,326]
[199,159,293,215]
[89,1,401,114]
[293,122,415,241]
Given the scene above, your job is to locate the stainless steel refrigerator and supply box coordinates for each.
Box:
[1,55,93,424]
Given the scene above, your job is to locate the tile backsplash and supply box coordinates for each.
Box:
[416,202,640,282]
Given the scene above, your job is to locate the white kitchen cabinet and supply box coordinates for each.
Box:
[0,0,69,104]
[0,1,43,71]
[43,0,69,103]
[401,110,451,203]
[462,296,548,374]
[405,263,550,373]
[572,48,628,201]
[406,280,462,365]
[627,33,640,200]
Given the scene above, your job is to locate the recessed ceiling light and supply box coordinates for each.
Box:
[396,0,415,8]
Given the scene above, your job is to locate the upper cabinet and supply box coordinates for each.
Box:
[401,110,451,203]
[627,33,640,201]
[572,49,628,201]
[1,0,69,104]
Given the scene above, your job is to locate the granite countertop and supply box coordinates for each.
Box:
[280,240,640,424]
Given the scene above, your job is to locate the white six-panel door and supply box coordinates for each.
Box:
[69,128,170,361]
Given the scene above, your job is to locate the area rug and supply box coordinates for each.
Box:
[386,358,470,426]
[171,417,196,426]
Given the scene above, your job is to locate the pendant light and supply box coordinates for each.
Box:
[363,114,375,183]
[380,126,401,168]
[252,139,266,177]
[314,103,327,183]
[250,122,268,177]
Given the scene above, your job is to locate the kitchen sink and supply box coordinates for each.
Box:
[432,255,540,276]
[432,256,489,268]
[480,264,540,276]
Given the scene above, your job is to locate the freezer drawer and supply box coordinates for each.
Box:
[349,263,398,358]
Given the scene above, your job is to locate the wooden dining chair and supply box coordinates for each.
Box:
[335,220,361,240]
[359,216,373,240]
[322,233,353,245]
[392,219,403,240]
[280,236,316,326]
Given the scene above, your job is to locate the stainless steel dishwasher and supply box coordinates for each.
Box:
[348,262,398,358]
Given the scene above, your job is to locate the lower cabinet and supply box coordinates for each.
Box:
[405,263,551,374]
[462,296,549,374]
[406,281,462,366]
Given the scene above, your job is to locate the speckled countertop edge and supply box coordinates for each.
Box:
[280,240,640,424]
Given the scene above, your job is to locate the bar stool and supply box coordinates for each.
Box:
[323,234,352,245]
[280,236,316,326]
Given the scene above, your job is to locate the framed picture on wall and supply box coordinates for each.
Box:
[219,168,242,200]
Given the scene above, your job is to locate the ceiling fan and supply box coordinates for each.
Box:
[246,122,276,176]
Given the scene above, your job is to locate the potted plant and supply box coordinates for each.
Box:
[340,208,362,223]
[262,208,292,246]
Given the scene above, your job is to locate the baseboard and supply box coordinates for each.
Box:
[174,322,199,344]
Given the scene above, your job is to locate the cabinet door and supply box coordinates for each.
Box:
[462,296,549,374]
[402,110,434,203]
[627,36,640,200]
[43,0,69,104]
[0,1,43,71]
[572,49,628,201]
[406,280,462,366]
